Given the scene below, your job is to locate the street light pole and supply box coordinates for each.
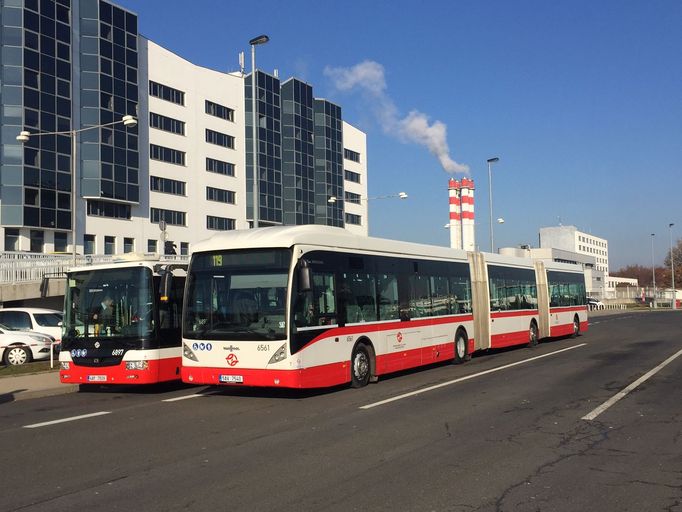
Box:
[17,115,137,266]
[651,233,656,308]
[487,157,499,252]
[249,34,269,229]
[670,223,676,310]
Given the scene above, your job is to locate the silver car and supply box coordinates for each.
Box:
[0,323,54,366]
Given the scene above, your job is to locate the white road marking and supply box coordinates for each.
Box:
[360,343,587,410]
[24,411,111,429]
[582,347,682,421]
[162,393,207,402]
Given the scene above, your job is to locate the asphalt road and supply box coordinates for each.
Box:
[1,311,681,512]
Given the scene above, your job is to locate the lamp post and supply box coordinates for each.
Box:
[249,34,269,228]
[669,223,676,310]
[17,115,138,265]
[327,192,408,203]
[651,233,656,308]
[487,157,499,252]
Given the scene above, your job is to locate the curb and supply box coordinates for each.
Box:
[1,383,79,403]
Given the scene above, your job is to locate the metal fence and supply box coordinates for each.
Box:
[0,252,188,285]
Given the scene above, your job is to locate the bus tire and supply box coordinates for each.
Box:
[351,343,371,388]
[572,315,580,338]
[527,321,539,347]
[453,329,468,364]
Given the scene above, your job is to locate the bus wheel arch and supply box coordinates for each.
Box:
[572,315,580,337]
[454,327,469,364]
[350,339,375,388]
[528,320,539,347]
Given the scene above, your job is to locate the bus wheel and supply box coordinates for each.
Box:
[528,321,539,347]
[572,316,580,337]
[351,344,371,388]
[454,329,468,364]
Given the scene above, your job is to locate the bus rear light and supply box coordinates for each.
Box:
[125,361,149,371]
[183,343,198,361]
[268,344,287,364]
[60,362,70,370]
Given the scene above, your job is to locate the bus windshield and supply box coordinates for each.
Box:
[64,267,154,343]
[184,249,291,341]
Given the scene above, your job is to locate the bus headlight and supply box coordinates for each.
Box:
[267,344,287,364]
[125,361,149,371]
[60,362,70,370]
[183,343,198,362]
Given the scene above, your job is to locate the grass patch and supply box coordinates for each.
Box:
[0,360,58,378]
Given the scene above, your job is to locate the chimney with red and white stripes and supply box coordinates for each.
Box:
[448,178,462,249]
[460,177,476,251]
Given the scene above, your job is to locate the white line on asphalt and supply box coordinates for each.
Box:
[360,343,587,410]
[162,393,207,402]
[23,411,111,429]
[582,346,682,421]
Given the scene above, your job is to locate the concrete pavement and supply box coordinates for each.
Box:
[0,368,77,403]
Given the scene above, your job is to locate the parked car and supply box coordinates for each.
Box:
[0,323,54,366]
[0,308,63,350]
[587,297,606,310]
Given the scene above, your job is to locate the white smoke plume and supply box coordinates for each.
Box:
[324,60,469,174]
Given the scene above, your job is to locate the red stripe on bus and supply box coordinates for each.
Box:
[491,310,539,319]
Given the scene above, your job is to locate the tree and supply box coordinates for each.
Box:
[662,238,682,288]
[611,264,664,286]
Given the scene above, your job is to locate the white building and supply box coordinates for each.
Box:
[539,226,609,274]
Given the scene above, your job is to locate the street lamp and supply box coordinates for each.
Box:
[487,157,499,252]
[328,192,408,203]
[249,34,269,228]
[669,223,676,310]
[17,114,138,265]
[651,233,656,308]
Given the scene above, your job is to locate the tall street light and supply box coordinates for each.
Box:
[17,114,138,265]
[487,157,499,252]
[669,223,676,310]
[651,233,656,308]
[249,34,269,228]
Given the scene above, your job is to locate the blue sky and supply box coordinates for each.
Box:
[116,0,682,270]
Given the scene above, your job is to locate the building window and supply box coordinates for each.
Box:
[4,228,19,251]
[345,213,362,225]
[344,169,361,184]
[150,144,186,166]
[206,157,235,176]
[205,100,234,122]
[30,230,44,253]
[149,80,185,105]
[345,191,361,204]
[344,148,361,163]
[124,237,134,253]
[84,234,95,255]
[180,242,189,255]
[205,129,235,149]
[150,176,186,196]
[87,200,132,219]
[206,216,235,231]
[104,236,115,255]
[206,186,236,204]
[151,207,186,227]
[147,239,157,253]
[150,112,185,135]
[54,232,67,253]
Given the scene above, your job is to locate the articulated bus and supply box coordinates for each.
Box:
[181,226,587,389]
[59,256,187,386]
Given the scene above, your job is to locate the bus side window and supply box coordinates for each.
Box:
[377,274,399,321]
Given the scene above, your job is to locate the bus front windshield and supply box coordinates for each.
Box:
[64,267,154,343]
[184,249,290,341]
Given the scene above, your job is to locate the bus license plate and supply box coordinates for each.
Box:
[87,375,107,382]
[219,375,243,384]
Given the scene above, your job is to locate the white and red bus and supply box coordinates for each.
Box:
[59,256,186,386]
[181,226,587,389]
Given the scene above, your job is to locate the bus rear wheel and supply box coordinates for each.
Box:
[527,321,539,347]
[454,329,468,364]
[351,344,371,388]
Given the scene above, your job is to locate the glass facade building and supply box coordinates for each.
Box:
[314,99,344,227]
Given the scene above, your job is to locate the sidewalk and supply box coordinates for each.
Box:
[0,369,78,403]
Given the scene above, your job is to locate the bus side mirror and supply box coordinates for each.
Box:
[159,271,173,302]
[298,260,312,292]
